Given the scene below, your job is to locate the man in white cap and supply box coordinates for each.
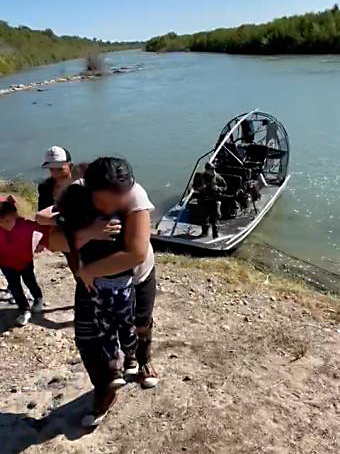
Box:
[38,146,73,210]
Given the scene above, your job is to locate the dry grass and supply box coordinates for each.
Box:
[156,253,340,321]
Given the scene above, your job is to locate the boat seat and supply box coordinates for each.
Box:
[244,144,269,164]
[220,174,243,195]
[222,166,252,181]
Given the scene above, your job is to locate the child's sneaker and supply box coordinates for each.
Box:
[31,298,44,314]
[111,370,126,389]
[124,355,139,375]
[15,311,31,327]
[139,363,158,389]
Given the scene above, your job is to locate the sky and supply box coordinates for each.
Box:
[0,0,335,42]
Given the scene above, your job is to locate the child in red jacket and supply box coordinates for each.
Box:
[0,195,49,326]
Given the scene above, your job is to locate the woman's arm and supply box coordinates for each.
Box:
[77,210,150,287]
[36,206,59,226]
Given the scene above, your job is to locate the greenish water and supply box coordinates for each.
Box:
[0,50,340,274]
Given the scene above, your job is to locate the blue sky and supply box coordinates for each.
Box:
[1,0,334,41]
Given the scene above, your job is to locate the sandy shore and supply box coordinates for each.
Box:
[0,251,339,454]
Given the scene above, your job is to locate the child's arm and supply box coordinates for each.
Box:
[76,210,150,289]
[47,220,121,252]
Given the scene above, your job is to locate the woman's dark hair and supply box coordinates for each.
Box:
[0,200,17,219]
[84,157,134,193]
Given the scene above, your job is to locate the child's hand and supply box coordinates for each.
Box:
[75,220,121,248]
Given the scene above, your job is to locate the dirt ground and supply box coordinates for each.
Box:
[0,252,339,454]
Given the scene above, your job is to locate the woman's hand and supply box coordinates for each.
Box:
[76,267,96,292]
[75,219,122,249]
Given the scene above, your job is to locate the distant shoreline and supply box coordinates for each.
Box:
[145,6,340,55]
[0,63,143,98]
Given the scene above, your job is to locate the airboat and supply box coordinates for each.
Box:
[151,110,290,251]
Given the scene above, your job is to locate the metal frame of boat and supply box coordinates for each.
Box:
[152,109,290,251]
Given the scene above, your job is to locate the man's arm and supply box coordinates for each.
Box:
[36,206,59,226]
[48,227,71,252]
[217,174,227,189]
[78,210,150,284]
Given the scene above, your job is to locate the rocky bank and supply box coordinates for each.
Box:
[0,251,340,454]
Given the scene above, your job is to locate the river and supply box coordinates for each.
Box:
[0,49,340,275]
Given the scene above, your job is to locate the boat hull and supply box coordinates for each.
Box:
[151,176,290,251]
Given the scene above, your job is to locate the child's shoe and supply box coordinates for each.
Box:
[16,311,31,327]
[32,297,44,314]
[124,354,139,375]
[112,369,126,389]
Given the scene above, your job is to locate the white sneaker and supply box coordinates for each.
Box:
[112,376,126,389]
[124,356,139,375]
[81,412,107,428]
[16,311,31,327]
[139,363,158,389]
[31,298,44,314]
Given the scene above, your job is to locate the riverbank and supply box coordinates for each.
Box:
[0,64,143,98]
[0,251,339,453]
[0,21,142,76]
[146,6,340,54]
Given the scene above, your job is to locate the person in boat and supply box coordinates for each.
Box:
[196,162,227,238]
[46,157,157,427]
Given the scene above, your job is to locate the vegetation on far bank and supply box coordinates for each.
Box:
[146,5,340,54]
[0,20,143,75]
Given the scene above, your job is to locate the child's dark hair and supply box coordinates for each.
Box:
[84,157,134,193]
[57,184,96,231]
[0,200,17,219]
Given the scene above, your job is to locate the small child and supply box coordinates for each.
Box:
[0,195,49,326]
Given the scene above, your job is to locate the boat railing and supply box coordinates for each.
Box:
[179,149,214,206]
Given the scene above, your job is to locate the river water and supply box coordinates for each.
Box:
[0,50,340,274]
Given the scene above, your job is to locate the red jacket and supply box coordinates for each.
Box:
[0,218,49,271]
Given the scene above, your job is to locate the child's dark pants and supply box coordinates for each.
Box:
[1,261,42,312]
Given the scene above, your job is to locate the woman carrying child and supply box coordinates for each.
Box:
[47,157,156,427]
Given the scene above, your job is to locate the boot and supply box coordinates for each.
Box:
[136,322,158,389]
[212,225,219,239]
[200,225,209,237]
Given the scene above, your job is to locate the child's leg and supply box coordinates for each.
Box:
[114,286,138,358]
[21,262,42,301]
[75,283,121,387]
[1,267,30,312]
[74,283,121,424]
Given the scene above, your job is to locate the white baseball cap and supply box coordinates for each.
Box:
[41,146,72,169]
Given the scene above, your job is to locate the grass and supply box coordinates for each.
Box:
[156,252,340,321]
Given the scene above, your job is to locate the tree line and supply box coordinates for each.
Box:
[146,5,340,54]
[0,21,142,75]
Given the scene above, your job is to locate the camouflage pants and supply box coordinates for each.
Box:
[74,277,137,389]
